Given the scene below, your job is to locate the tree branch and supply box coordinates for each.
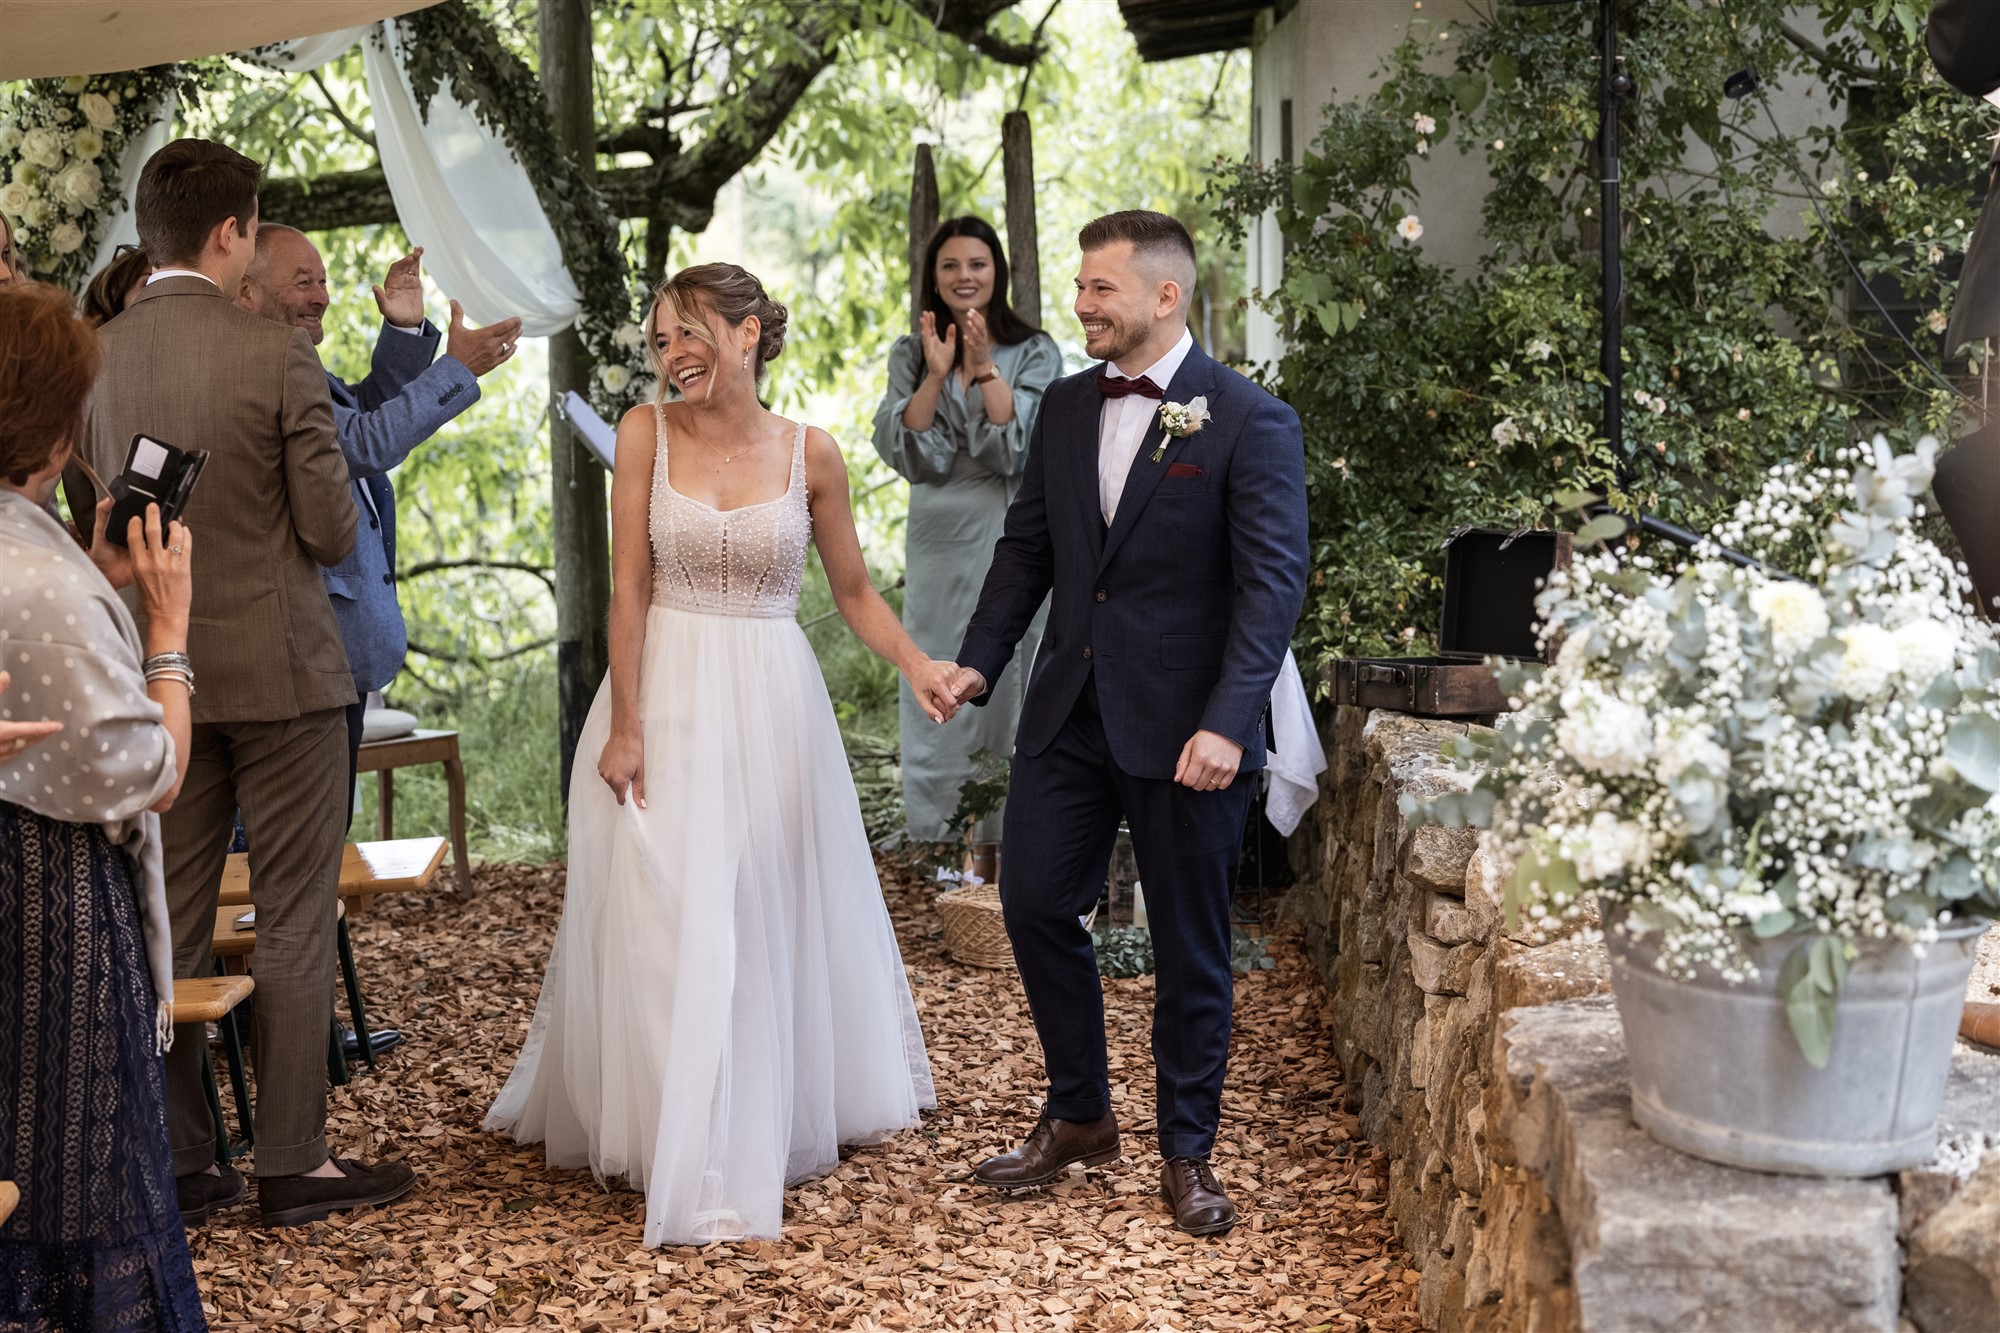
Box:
[261,161,713,231]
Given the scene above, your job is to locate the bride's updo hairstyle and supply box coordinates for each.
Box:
[647,263,789,398]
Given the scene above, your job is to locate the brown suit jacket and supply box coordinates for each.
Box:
[88,275,359,724]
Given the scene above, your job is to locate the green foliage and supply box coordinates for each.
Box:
[1209,0,1981,676]
[1092,924,1154,979]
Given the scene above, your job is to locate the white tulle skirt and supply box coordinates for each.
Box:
[484,603,936,1246]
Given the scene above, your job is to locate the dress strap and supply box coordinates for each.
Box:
[790,420,808,491]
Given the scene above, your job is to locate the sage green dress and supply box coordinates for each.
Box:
[872,331,1063,843]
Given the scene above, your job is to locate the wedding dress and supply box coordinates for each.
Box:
[486,407,935,1245]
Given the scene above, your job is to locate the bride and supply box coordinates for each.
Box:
[486,263,950,1245]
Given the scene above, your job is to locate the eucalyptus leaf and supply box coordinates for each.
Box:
[1574,514,1628,546]
[1945,715,2000,792]
[1780,943,1837,1069]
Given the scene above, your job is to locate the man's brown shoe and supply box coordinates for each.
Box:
[973,1112,1121,1188]
[1161,1156,1236,1237]
[258,1158,416,1228]
[1962,1000,2000,1055]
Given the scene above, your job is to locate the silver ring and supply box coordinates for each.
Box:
[169,545,183,555]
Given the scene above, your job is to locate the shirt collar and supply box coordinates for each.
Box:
[145,269,218,288]
[1113,327,1194,390]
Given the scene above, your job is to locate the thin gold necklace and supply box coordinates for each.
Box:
[685,412,756,465]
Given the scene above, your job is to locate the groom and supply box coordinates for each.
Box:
[942,210,1308,1235]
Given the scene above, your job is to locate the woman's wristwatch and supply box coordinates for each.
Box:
[971,367,1001,386]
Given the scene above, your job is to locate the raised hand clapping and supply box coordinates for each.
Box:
[446,300,523,378]
[372,247,427,329]
[959,307,995,379]
[918,311,958,381]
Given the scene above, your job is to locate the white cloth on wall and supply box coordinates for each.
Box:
[87,91,176,276]
[1264,648,1327,838]
[238,22,580,335]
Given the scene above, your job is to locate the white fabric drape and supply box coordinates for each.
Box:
[1264,649,1328,837]
[87,92,176,277]
[237,22,580,334]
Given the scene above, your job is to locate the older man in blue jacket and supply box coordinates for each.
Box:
[237,227,520,798]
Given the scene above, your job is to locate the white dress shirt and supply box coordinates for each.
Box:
[145,268,218,288]
[1098,327,1194,524]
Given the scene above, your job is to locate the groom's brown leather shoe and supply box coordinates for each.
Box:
[973,1112,1121,1188]
[1161,1156,1237,1236]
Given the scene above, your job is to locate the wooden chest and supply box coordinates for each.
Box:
[1328,528,1572,719]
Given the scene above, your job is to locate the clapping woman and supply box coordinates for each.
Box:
[872,218,1061,870]
[0,283,205,1328]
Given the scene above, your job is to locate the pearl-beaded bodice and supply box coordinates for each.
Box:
[648,407,812,619]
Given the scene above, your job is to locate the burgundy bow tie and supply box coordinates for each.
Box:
[1096,373,1164,400]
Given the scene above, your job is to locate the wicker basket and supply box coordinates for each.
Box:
[937,881,1015,970]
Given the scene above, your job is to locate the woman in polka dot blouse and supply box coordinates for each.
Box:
[0,282,207,1328]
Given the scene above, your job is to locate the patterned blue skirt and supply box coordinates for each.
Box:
[0,802,207,1332]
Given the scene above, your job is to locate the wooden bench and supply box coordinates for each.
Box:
[173,976,255,1166]
[0,1181,16,1227]
[356,729,471,898]
[217,837,449,915]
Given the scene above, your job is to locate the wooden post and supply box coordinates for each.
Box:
[910,143,939,333]
[542,0,611,801]
[1001,111,1040,324]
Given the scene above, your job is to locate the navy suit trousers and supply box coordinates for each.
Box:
[1000,673,1253,1160]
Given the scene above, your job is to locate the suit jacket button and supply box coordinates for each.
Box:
[382,573,393,585]
[1095,590,1107,602]
[1083,646,1093,659]
[370,519,380,530]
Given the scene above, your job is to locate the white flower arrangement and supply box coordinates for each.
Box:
[0,69,180,289]
[1414,434,2000,1064]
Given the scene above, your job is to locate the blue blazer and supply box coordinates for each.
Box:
[321,321,479,693]
[958,339,1309,780]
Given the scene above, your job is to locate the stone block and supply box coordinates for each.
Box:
[1404,824,1481,894]
[1427,889,1489,945]
[1409,930,1484,996]
[1494,932,1611,1012]
[1499,998,1902,1333]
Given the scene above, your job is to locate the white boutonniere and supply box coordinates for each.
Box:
[1152,396,1211,461]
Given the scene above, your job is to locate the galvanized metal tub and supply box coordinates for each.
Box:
[1604,908,1987,1177]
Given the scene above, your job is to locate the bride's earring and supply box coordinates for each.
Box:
[741,350,750,370]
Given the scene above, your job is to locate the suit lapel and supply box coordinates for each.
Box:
[1071,377,1107,562]
[1098,344,1218,572]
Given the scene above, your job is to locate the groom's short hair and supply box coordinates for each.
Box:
[136,138,262,268]
[1080,211,1198,303]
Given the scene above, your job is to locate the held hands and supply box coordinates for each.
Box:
[598,730,646,809]
[918,311,958,381]
[1175,729,1245,792]
[945,666,988,707]
[446,300,523,378]
[372,247,427,329]
[908,659,964,724]
[90,500,192,632]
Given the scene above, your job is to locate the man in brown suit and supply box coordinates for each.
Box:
[87,138,415,1227]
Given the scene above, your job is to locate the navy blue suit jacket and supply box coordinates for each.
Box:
[321,321,479,692]
[957,339,1309,781]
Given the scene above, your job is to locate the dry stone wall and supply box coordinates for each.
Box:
[1286,707,1610,1332]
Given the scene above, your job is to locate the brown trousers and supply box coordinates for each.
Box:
[163,708,348,1177]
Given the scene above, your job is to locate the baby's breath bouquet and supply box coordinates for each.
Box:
[1416,436,2000,1065]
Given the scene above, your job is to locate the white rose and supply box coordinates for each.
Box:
[0,182,29,219]
[612,321,645,351]
[49,221,84,255]
[1525,338,1554,361]
[1555,685,1652,777]
[598,363,632,393]
[77,93,117,131]
[1831,622,1901,700]
[1396,214,1423,242]
[1748,581,1830,659]
[1893,618,1957,688]
[1571,811,1652,883]
[21,198,52,229]
[1653,718,1729,787]
[70,128,104,160]
[62,76,88,94]
[1491,417,1523,448]
[0,125,21,155]
[54,161,101,209]
[18,127,64,169]
[1413,113,1437,135]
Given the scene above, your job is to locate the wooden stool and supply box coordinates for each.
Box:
[172,976,255,1166]
[212,898,362,1085]
[356,730,471,898]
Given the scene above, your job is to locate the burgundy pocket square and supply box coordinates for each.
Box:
[1166,462,1204,478]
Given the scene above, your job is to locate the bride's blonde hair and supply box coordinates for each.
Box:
[646,263,790,400]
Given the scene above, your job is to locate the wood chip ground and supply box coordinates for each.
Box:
[189,862,1422,1331]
